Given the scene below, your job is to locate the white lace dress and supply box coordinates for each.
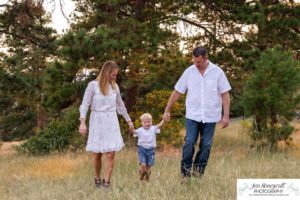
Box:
[79,80,131,153]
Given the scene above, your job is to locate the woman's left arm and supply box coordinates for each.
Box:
[116,86,134,130]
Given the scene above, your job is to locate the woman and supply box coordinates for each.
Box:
[79,61,134,187]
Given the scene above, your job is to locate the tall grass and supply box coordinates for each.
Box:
[1,120,300,200]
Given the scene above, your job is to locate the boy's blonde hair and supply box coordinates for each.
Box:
[140,113,152,121]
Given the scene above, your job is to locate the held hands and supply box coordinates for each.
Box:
[128,121,137,136]
[127,121,134,132]
[163,111,171,122]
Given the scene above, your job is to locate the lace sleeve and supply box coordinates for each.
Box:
[116,85,131,122]
[79,81,94,120]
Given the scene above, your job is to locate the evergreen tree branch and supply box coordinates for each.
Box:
[171,15,225,46]
[0,28,49,49]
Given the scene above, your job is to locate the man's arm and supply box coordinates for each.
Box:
[220,91,230,128]
[163,90,182,121]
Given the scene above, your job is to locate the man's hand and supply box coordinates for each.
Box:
[219,115,229,128]
[163,90,181,122]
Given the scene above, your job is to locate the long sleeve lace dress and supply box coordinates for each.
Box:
[79,80,131,153]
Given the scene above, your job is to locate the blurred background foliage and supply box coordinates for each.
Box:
[0,0,299,153]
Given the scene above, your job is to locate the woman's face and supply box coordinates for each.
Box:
[109,69,118,81]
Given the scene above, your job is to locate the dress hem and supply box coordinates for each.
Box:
[86,144,125,153]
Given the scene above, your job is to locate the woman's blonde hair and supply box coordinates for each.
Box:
[140,113,152,121]
[96,61,119,96]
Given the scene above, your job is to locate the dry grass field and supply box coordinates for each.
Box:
[1,119,300,200]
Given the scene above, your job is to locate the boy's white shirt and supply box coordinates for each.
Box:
[134,125,160,149]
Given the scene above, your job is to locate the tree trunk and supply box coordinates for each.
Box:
[270,108,278,126]
[124,84,138,113]
[36,103,47,129]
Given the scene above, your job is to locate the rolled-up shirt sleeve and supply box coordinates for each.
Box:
[217,71,231,94]
[153,125,161,134]
[175,69,188,94]
[79,81,94,120]
[116,85,131,122]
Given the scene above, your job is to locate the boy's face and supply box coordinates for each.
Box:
[141,118,152,129]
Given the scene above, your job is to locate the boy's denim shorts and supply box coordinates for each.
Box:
[138,146,155,166]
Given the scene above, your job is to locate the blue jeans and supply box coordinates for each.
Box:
[181,118,216,177]
[138,146,155,166]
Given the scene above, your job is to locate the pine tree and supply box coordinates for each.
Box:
[175,1,300,116]
[242,46,300,148]
[43,0,188,114]
[0,0,57,140]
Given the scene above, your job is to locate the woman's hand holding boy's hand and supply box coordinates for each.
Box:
[127,121,134,131]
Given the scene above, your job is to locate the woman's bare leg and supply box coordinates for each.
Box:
[104,151,115,183]
[93,153,102,180]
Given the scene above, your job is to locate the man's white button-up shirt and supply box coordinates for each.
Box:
[175,61,231,123]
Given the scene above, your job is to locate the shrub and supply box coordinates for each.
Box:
[17,107,85,155]
[125,90,185,147]
[0,109,35,141]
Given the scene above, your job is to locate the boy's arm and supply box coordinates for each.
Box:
[131,129,138,137]
[156,120,165,128]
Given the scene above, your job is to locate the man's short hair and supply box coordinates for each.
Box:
[193,46,207,57]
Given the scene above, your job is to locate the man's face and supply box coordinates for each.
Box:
[193,56,207,69]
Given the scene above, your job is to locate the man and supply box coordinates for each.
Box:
[163,46,231,177]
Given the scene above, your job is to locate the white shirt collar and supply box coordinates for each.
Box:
[191,61,215,76]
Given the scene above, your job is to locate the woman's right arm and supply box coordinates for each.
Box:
[79,82,94,135]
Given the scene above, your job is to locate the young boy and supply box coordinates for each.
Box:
[131,113,164,181]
